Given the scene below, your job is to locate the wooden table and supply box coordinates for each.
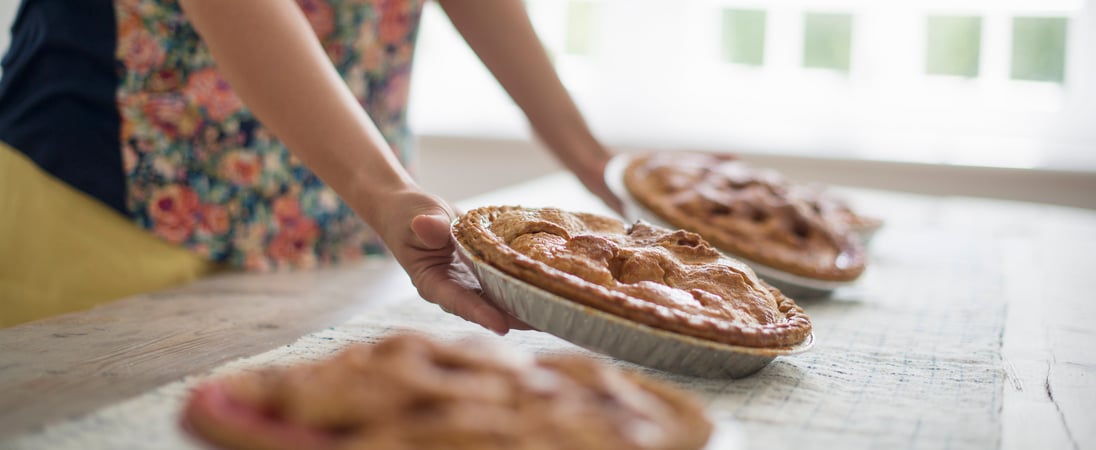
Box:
[1,172,1093,449]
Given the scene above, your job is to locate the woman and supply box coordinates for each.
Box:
[0,0,619,329]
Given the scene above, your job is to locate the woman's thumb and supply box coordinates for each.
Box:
[411,213,453,249]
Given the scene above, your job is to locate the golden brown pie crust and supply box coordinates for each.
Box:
[453,206,812,348]
[183,334,713,450]
[623,152,867,281]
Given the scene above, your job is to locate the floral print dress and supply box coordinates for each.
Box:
[114,0,424,270]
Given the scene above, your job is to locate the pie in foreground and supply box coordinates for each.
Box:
[452,206,812,349]
[182,334,712,450]
[623,152,872,282]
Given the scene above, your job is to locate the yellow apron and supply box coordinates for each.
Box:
[0,142,219,327]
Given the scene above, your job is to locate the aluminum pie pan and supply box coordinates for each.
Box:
[453,239,813,379]
[604,154,856,298]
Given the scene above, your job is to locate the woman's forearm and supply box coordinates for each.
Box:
[437,0,613,177]
[178,0,416,226]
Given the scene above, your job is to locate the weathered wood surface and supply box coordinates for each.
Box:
[0,260,414,437]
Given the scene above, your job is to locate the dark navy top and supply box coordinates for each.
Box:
[0,0,126,214]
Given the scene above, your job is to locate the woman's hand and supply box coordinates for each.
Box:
[370,189,529,335]
[569,149,623,215]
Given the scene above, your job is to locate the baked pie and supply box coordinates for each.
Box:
[793,183,884,243]
[623,152,870,282]
[182,334,712,450]
[452,206,812,349]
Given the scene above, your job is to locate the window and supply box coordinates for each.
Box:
[721,9,767,66]
[926,16,982,77]
[1011,17,1069,82]
[803,13,853,72]
[565,1,599,56]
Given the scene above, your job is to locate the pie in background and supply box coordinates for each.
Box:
[453,206,812,349]
[182,334,713,450]
[623,152,872,282]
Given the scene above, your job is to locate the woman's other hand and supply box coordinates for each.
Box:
[569,147,623,215]
[438,0,622,215]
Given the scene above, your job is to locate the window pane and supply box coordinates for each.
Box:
[803,13,853,72]
[1011,17,1068,83]
[565,0,597,56]
[721,9,767,66]
[926,16,982,77]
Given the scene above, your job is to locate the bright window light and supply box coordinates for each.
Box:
[722,9,767,66]
[1011,17,1069,83]
[803,13,853,72]
[565,0,598,56]
[408,0,1096,172]
[926,16,982,77]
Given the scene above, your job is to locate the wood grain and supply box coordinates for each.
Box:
[0,260,416,437]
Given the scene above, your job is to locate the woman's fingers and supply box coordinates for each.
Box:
[584,175,624,215]
[415,263,510,336]
[504,315,535,331]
